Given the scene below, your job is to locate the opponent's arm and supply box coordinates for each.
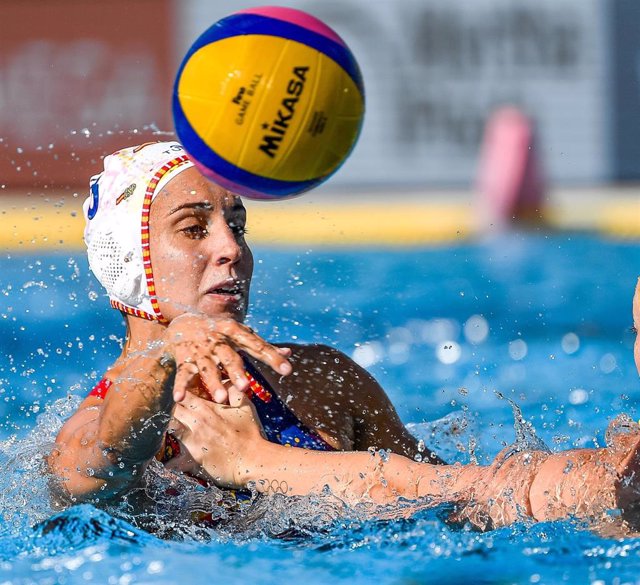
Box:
[174,392,640,530]
[173,391,480,507]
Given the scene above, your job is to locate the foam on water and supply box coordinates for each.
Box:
[1,395,442,551]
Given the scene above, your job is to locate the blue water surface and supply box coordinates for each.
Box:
[1,231,639,584]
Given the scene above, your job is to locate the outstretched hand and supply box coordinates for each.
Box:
[163,313,291,403]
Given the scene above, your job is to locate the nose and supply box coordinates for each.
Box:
[210,219,242,266]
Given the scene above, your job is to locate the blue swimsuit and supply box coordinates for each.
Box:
[243,358,334,451]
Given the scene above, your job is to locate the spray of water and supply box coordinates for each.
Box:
[1,394,422,547]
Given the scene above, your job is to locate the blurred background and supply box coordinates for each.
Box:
[2,5,640,582]
[1,0,638,245]
[0,0,638,436]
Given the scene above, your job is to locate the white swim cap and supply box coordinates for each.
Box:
[83,141,194,322]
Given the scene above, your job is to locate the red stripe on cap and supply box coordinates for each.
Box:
[140,155,191,323]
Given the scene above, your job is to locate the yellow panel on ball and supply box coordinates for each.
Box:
[177,35,363,183]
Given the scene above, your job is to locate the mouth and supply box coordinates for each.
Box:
[204,280,245,302]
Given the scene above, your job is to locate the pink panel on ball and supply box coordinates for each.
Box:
[236,6,346,46]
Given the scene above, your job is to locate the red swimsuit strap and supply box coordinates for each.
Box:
[88,371,270,402]
[88,378,112,399]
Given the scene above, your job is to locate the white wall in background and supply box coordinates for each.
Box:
[178,0,610,188]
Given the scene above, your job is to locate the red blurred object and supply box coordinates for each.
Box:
[475,106,547,230]
[0,0,176,190]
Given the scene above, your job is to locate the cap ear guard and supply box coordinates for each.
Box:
[87,229,146,307]
[83,141,194,322]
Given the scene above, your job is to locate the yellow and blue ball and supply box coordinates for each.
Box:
[172,6,365,200]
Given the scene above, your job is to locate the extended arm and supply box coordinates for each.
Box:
[173,390,479,507]
[174,392,640,529]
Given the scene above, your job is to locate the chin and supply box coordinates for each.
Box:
[198,299,247,323]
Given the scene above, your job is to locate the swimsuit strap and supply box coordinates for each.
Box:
[88,378,112,399]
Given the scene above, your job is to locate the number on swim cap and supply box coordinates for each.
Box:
[87,180,100,220]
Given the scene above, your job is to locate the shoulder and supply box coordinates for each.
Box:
[282,343,368,383]
[57,368,121,441]
[278,343,380,399]
[283,343,354,366]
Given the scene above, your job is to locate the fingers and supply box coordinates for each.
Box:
[215,321,292,376]
[173,361,199,403]
[167,317,293,404]
[213,344,250,393]
[246,341,292,376]
[195,355,228,403]
[196,350,252,404]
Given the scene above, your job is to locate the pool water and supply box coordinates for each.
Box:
[1,232,639,584]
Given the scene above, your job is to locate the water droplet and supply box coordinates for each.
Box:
[561,332,580,354]
[508,339,528,361]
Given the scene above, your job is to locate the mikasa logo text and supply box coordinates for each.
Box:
[258,66,309,158]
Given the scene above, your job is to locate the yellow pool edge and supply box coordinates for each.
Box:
[0,192,638,251]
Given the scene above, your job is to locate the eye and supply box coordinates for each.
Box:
[181,224,208,239]
[229,221,248,237]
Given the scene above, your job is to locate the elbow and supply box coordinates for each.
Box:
[46,443,146,505]
[46,447,100,505]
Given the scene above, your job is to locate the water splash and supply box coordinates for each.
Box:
[604,413,639,448]
[0,393,373,548]
[496,393,551,459]
[408,410,482,465]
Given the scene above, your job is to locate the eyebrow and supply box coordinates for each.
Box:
[168,201,246,216]
[168,201,213,215]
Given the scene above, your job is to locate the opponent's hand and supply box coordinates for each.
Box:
[607,417,640,529]
[170,389,266,488]
[163,313,292,403]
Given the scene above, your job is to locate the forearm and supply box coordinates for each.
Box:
[54,349,177,501]
[235,441,482,506]
[240,444,621,524]
[97,349,175,470]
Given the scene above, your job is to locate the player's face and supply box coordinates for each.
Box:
[634,278,640,376]
[149,167,253,322]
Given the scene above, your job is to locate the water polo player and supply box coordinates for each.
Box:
[48,142,640,530]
